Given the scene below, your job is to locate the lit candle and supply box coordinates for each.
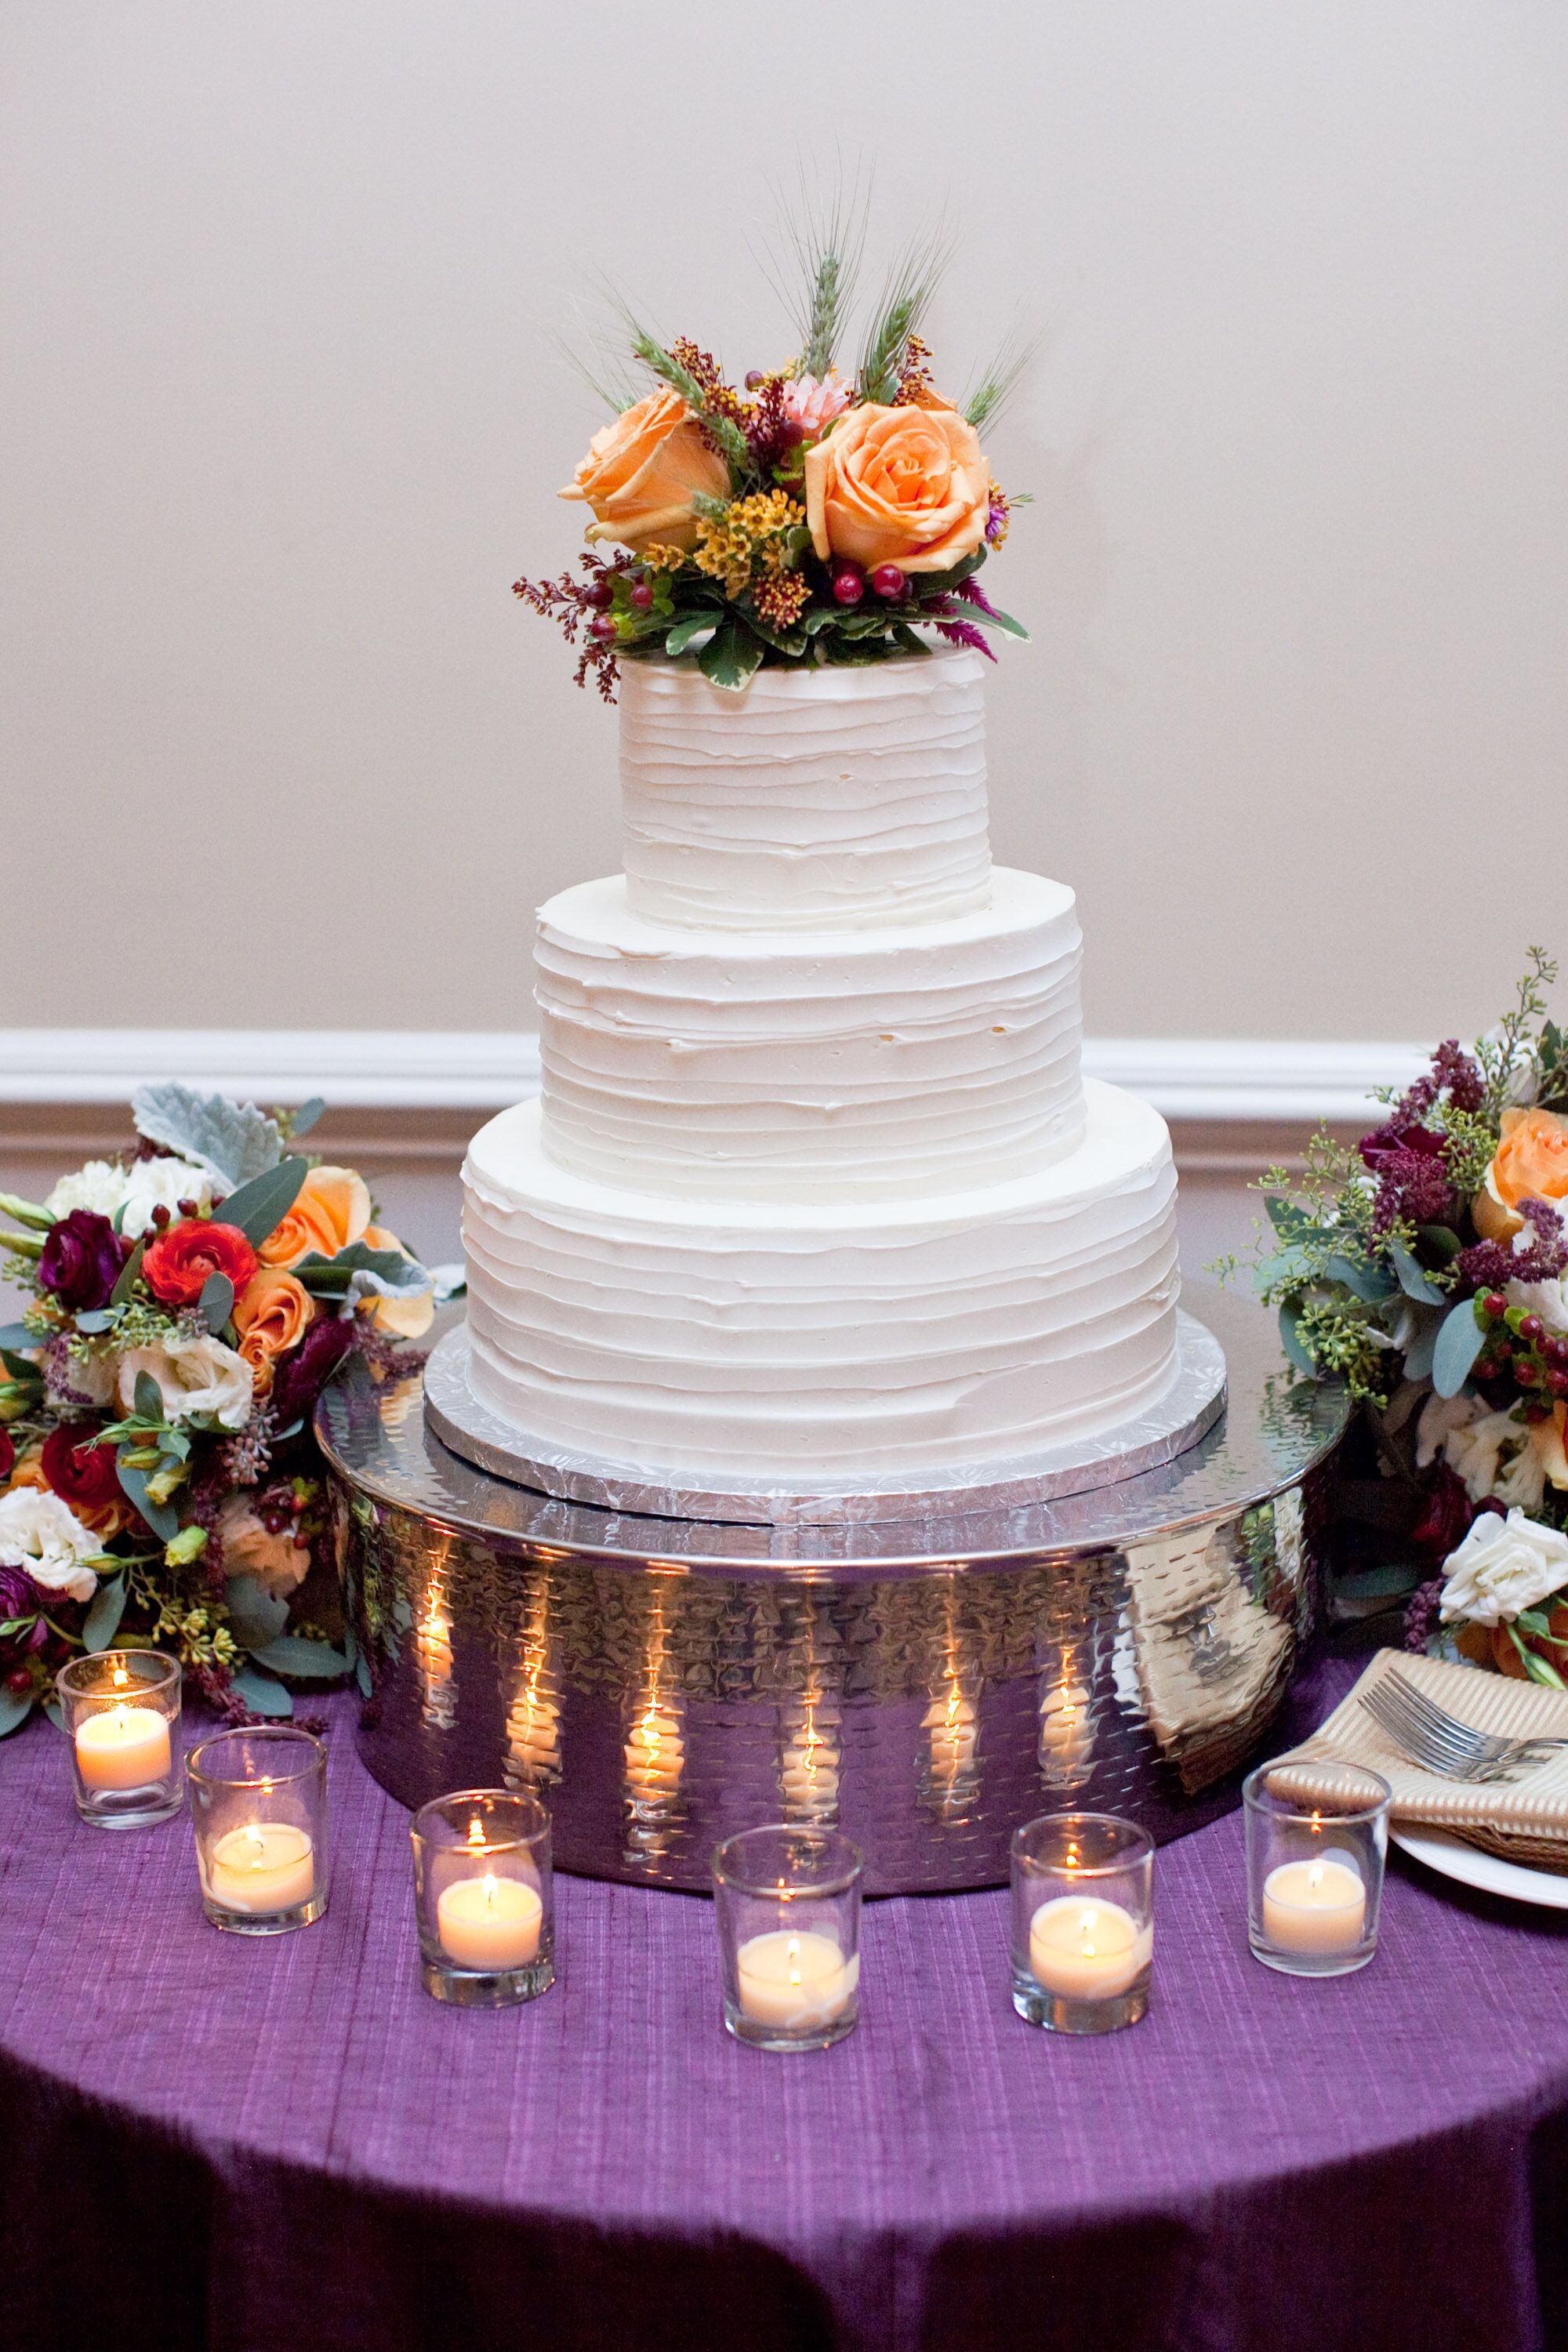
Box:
[1029,1895,1152,1999]
[437,1872,543,1969]
[1261,1857,1366,1955]
[74,1702,172,1791]
[735,1929,858,2031]
[206,1822,315,1913]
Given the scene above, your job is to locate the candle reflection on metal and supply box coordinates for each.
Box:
[622,1600,685,1864]
[416,1547,457,1731]
[504,1579,561,1791]
[1036,1642,1096,1788]
[920,1599,981,1818]
[779,1687,842,1821]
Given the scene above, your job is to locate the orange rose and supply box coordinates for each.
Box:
[256,1167,372,1269]
[559,389,731,556]
[803,402,990,575]
[355,1225,435,1340]
[233,1267,318,1381]
[1472,1106,1568,1242]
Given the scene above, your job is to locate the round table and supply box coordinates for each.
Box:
[2,1665,1566,2352]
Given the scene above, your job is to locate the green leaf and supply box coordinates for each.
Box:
[1510,1626,1568,1690]
[1402,1309,1443,1383]
[133,1370,165,1424]
[131,1083,283,1185]
[221,1157,307,1249]
[74,1308,115,1334]
[1334,1565,1421,1603]
[1388,1242,1447,1306]
[0,1347,42,1382]
[1432,1298,1487,1399]
[199,1270,235,1335]
[1515,1609,1556,1637]
[111,1238,146,1306]
[231,1666,293,1718]
[116,1453,179,1543]
[1324,1253,1399,1303]
[1417,1224,1464,1263]
[0,1323,36,1351]
[44,1699,65,1732]
[1279,1302,1318,1377]
[291,1097,325,1139]
[0,1688,34,1737]
[292,1241,428,1298]
[697,617,765,692]
[354,1653,373,1699]
[247,1635,351,1679]
[82,1575,128,1652]
[224,1573,291,1646]
[663,612,721,657]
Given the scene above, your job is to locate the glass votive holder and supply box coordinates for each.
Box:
[712,1824,862,2053]
[410,1789,555,2008]
[56,1649,183,1829]
[1010,1811,1154,2034]
[187,1726,329,1934]
[1243,1761,1390,1977]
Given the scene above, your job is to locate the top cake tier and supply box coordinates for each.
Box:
[619,646,991,931]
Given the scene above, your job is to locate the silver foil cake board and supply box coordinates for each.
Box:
[423,1309,1228,1530]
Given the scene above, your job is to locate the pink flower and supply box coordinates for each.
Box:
[782,372,854,440]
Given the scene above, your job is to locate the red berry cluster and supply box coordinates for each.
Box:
[1475,1293,1568,1422]
[830,561,909,608]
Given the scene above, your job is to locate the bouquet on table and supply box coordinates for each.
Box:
[0,1085,454,1734]
[514,217,1026,697]
[1235,952,1568,1683]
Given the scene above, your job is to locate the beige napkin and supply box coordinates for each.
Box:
[1268,1648,1568,1871]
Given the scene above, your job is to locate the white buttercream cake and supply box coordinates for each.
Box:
[463,647,1181,1484]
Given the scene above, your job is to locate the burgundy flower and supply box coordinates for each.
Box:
[1408,1465,1502,1564]
[0,1430,13,1483]
[269,1315,355,1428]
[0,1563,50,1671]
[41,1421,122,1513]
[1356,1123,1457,1233]
[38,1210,128,1313]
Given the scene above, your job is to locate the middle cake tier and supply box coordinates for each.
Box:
[536,866,1084,1201]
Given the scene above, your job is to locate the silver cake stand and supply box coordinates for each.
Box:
[319,1285,1349,1895]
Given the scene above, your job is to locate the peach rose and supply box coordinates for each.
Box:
[803,402,990,575]
[559,389,731,556]
[356,1225,435,1340]
[233,1268,318,1379]
[1472,1107,1568,1242]
[257,1167,372,1269]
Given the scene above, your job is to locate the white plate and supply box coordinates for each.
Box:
[1392,1825,1568,1911]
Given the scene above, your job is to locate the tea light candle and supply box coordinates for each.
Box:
[1029,1895,1153,1999]
[74,1703,172,1791]
[1261,1857,1366,1955]
[206,1822,316,1913]
[437,1872,543,1970]
[735,1929,858,2030]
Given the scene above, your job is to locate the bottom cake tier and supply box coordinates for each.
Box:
[462,1077,1181,1483]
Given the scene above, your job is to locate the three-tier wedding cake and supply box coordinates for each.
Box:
[461,646,1182,1485]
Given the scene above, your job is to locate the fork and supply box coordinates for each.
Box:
[1358,1669,1568,1783]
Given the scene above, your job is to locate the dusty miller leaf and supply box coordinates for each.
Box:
[132,1083,283,1186]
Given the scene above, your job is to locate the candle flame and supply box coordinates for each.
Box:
[1078,1905,1098,1955]
[1308,1861,1324,1892]
[245,1824,265,1855]
[482,1872,498,1911]
[787,1933,802,1989]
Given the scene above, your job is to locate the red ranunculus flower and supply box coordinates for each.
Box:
[41,1421,122,1513]
[142,1218,258,1308]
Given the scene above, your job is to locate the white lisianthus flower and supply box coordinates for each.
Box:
[1506,1271,1568,1338]
[216,1494,309,1598]
[1439,1507,1568,1626]
[117,1333,253,1430]
[0,1487,100,1602]
[44,1154,219,1239]
[1415,1392,1548,1512]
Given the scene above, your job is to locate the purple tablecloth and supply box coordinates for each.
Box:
[4,1671,1568,2352]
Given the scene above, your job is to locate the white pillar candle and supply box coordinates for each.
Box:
[735,1929,858,2030]
[206,1822,315,1913]
[1029,1895,1152,1999]
[1261,1857,1366,1955]
[74,1703,172,1791]
[437,1873,543,1969]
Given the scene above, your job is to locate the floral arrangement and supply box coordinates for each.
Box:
[514,220,1026,698]
[0,1085,456,1735]
[1231,950,1568,1684]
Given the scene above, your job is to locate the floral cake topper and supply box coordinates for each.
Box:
[515,212,1028,697]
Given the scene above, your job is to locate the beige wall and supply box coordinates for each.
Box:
[5,1,1566,1043]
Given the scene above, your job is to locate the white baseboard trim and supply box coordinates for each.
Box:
[0,1029,1426,1125]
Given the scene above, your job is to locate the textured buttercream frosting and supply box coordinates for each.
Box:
[463,1080,1180,1481]
[535,866,1084,1200]
[619,648,991,931]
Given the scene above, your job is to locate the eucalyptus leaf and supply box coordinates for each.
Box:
[354,1653,373,1699]
[117,1456,179,1543]
[132,1082,283,1185]
[74,1308,115,1334]
[133,1370,165,1425]
[1279,1303,1318,1377]
[697,617,764,692]
[221,1157,307,1249]
[224,1573,291,1646]
[111,1238,145,1307]
[1388,1242,1447,1306]
[82,1575,128,1653]
[247,1635,351,1679]
[1334,1565,1422,1603]
[1402,1309,1443,1383]
[231,1666,294,1718]
[200,1270,235,1336]
[0,1323,35,1350]
[1324,1254,1398,1304]
[0,1688,33,1737]
[290,1098,325,1139]
[44,1700,65,1732]
[1432,1298,1487,1399]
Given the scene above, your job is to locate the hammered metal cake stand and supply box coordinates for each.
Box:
[320,1286,1349,1895]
